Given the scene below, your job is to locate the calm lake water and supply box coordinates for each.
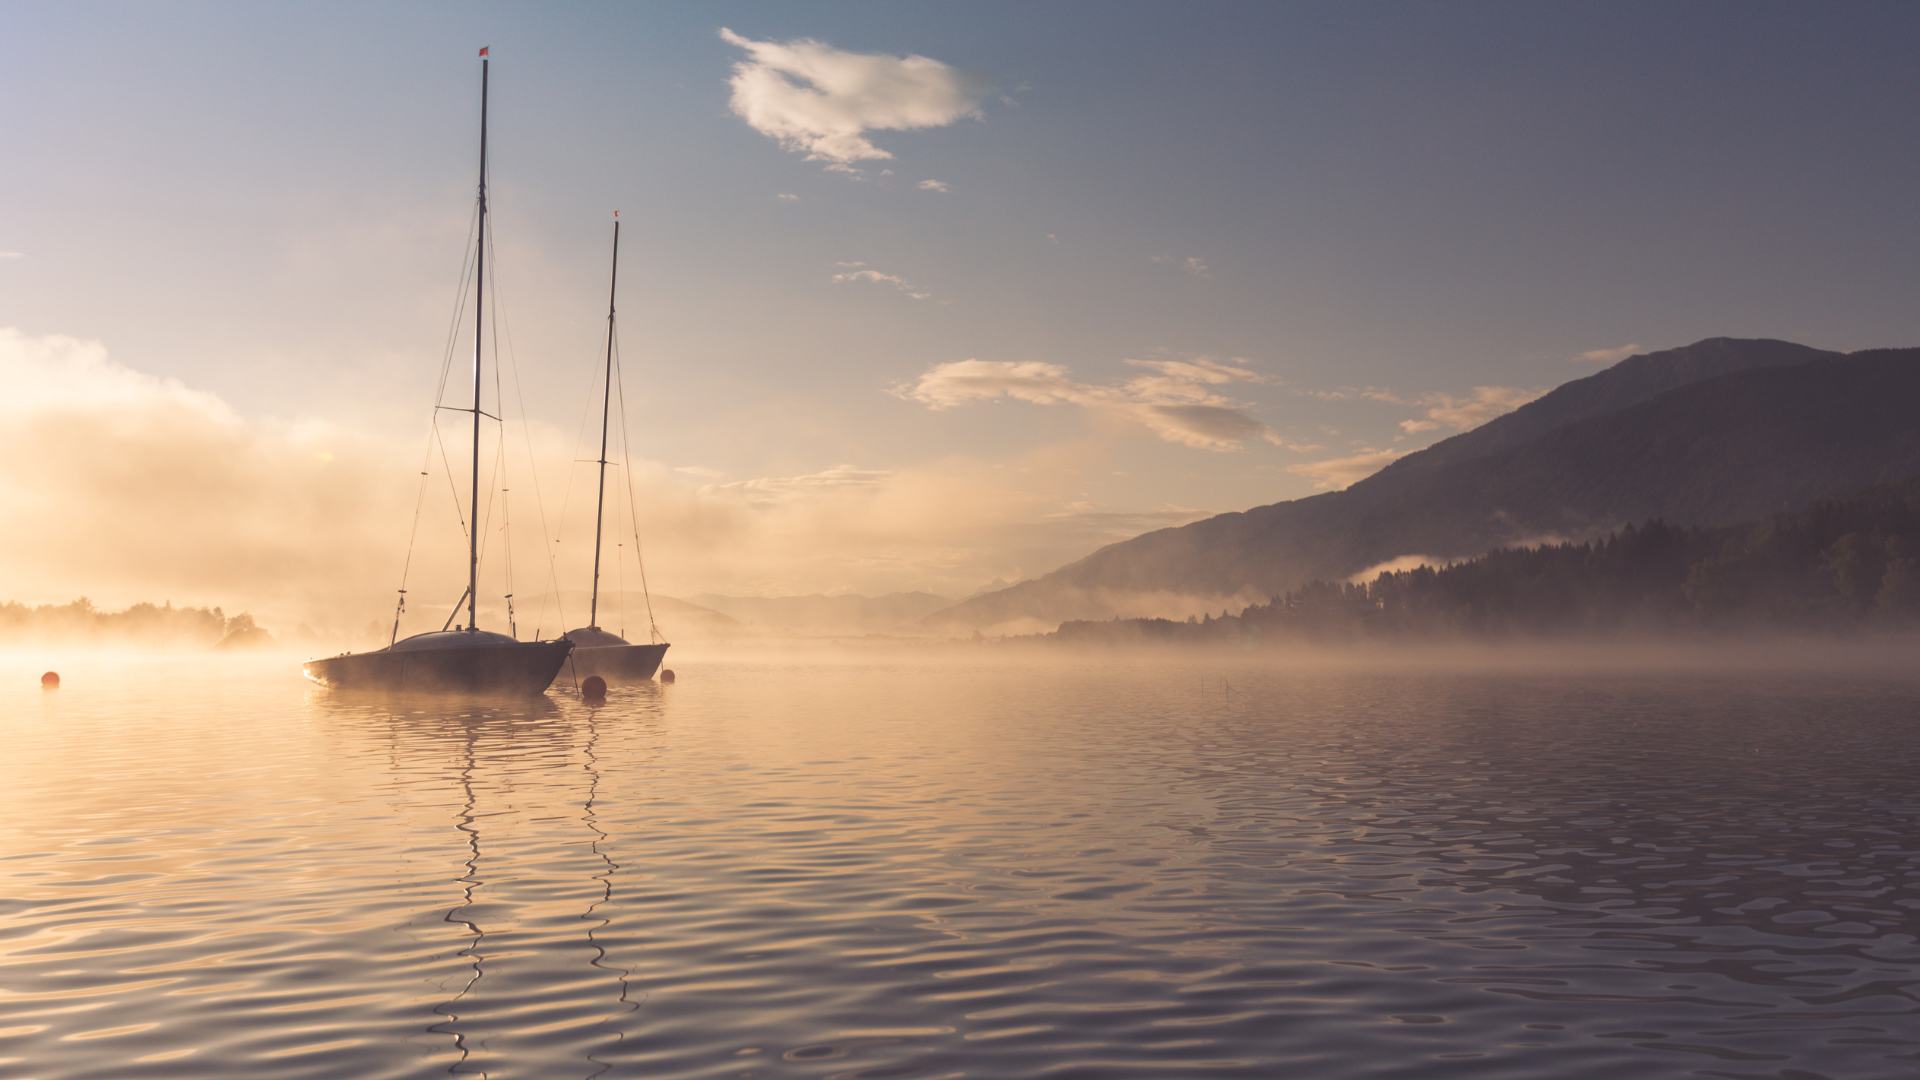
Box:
[3,648,1918,1079]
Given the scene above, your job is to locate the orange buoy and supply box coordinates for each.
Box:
[581,675,608,702]
[41,671,60,689]
[659,669,675,684]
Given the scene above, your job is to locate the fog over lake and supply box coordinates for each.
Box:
[5,648,1916,1079]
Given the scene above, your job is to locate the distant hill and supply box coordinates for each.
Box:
[523,591,741,640]
[964,578,1024,599]
[687,592,955,636]
[925,339,1919,633]
[531,590,958,641]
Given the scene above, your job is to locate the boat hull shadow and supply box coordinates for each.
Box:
[567,642,669,683]
[304,639,573,695]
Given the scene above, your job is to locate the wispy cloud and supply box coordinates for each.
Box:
[719,29,987,169]
[895,356,1279,451]
[1347,553,1458,582]
[700,465,893,509]
[831,266,931,300]
[1285,448,1407,490]
[917,179,950,192]
[1397,386,1545,433]
[1574,343,1642,364]
[0,252,24,259]
[776,193,800,202]
[1299,386,1406,404]
[1151,255,1212,278]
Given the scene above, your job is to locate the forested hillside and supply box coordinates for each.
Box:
[1052,476,1920,645]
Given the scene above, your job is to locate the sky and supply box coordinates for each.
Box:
[4,1,1919,633]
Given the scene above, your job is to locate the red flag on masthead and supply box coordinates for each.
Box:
[479,46,489,57]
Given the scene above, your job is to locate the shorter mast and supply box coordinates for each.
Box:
[589,214,619,629]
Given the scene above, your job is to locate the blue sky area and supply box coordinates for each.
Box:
[3,1,1917,610]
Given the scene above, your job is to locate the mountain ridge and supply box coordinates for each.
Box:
[924,339,1914,633]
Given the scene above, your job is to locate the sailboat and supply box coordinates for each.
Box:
[562,215,671,683]
[304,48,572,695]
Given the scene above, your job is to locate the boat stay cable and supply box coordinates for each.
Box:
[495,278,568,642]
[611,331,664,644]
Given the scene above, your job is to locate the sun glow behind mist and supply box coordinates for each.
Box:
[0,330,1213,639]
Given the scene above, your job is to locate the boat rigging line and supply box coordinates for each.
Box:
[386,46,575,646]
[392,201,482,642]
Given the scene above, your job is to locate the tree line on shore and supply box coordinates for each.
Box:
[0,597,260,647]
[1053,475,1920,646]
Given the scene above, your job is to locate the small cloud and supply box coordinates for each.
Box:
[1045,234,1058,244]
[675,465,726,479]
[833,260,866,267]
[894,356,1280,451]
[0,252,23,259]
[776,193,800,202]
[917,179,950,192]
[1285,449,1408,490]
[719,29,988,169]
[1397,386,1545,434]
[1574,343,1642,364]
[831,267,931,300]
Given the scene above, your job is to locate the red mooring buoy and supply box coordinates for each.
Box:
[659,669,676,684]
[581,675,608,702]
[41,671,60,689]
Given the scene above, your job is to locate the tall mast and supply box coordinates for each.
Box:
[589,215,619,628]
[469,50,488,633]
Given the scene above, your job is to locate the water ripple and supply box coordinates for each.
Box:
[1,655,1917,1077]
